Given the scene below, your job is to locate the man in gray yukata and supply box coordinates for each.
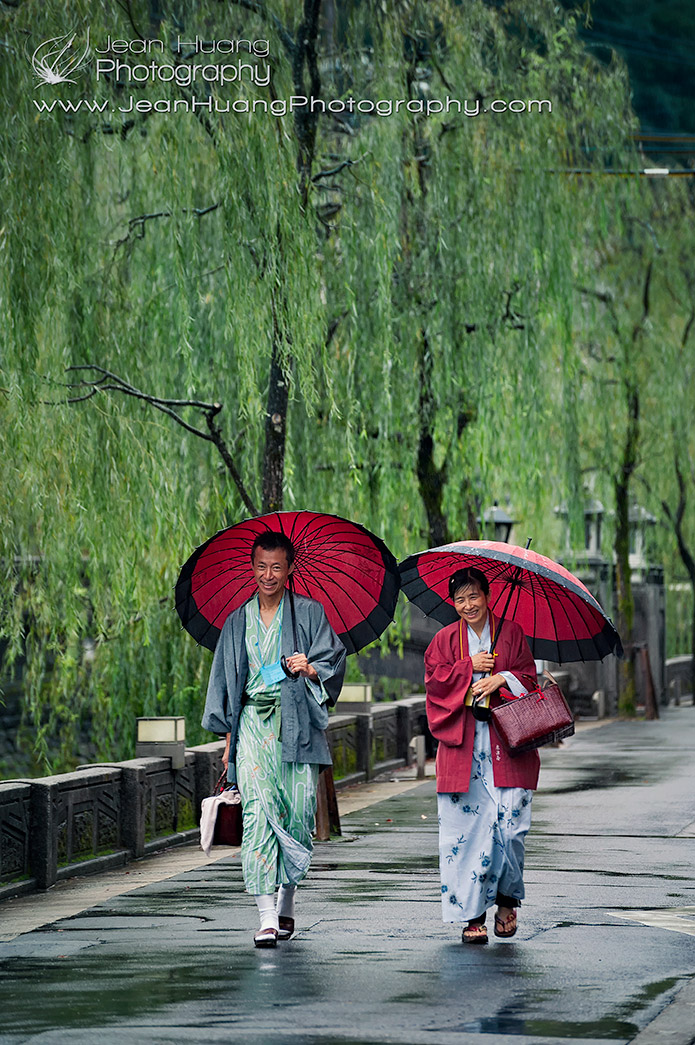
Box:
[202,531,346,947]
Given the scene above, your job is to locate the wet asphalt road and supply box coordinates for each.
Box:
[1,708,694,1045]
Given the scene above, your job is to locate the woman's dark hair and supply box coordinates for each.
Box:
[251,531,295,567]
[448,566,489,600]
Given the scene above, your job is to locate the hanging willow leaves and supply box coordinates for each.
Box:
[575,176,695,707]
[0,0,671,773]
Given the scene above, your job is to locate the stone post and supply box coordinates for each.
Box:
[29,781,56,891]
[192,741,226,822]
[120,764,147,859]
[396,703,412,766]
[355,714,372,780]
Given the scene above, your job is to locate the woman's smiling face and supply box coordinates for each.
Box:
[452,582,488,631]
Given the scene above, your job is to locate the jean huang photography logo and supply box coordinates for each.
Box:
[32,28,91,87]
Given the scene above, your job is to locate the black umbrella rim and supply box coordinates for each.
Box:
[398,542,623,662]
[400,541,606,612]
[175,510,400,654]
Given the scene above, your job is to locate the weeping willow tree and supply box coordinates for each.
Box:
[1,0,645,773]
[573,214,657,713]
[301,1,641,550]
[574,175,695,708]
[650,184,695,700]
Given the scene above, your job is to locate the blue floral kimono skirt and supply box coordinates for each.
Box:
[438,717,532,922]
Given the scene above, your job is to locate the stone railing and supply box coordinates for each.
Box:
[665,655,694,702]
[0,696,427,902]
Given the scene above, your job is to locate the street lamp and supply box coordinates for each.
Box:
[136,716,186,769]
[478,503,515,543]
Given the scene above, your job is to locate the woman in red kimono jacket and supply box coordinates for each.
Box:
[425,567,539,944]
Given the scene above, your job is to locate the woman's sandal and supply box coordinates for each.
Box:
[462,921,488,945]
[494,909,518,938]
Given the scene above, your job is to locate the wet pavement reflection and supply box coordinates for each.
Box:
[1,709,694,1043]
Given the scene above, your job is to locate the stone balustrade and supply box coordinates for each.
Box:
[0,696,427,902]
[665,655,694,703]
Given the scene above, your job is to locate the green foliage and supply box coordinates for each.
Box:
[1,0,688,771]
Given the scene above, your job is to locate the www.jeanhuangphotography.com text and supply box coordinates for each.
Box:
[32,33,552,118]
[34,95,552,116]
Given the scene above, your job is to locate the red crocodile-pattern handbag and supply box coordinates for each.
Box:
[490,671,575,755]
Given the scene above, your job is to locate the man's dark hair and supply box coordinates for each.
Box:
[448,566,489,600]
[251,531,295,566]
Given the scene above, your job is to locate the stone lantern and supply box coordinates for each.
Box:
[583,499,605,556]
[553,497,611,631]
[628,504,657,577]
[553,499,606,571]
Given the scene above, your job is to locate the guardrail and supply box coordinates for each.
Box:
[665,655,694,704]
[0,696,427,902]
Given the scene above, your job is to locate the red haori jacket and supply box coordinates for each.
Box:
[425,612,541,793]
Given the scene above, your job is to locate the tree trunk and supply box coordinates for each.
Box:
[258,2,322,511]
[293,0,322,210]
[673,519,695,700]
[691,582,695,702]
[661,451,695,701]
[673,532,695,702]
[417,331,450,546]
[614,478,635,713]
[261,316,289,514]
[614,381,639,715]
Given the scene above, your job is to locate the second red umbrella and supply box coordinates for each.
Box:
[398,539,622,664]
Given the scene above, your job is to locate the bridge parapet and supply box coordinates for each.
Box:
[0,696,428,903]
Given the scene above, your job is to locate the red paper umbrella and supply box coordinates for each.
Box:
[398,540,622,663]
[175,510,399,655]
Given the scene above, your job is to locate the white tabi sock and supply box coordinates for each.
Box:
[276,884,296,920]
[254,894,279,932]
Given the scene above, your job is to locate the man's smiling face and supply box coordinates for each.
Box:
[252,546,293,599]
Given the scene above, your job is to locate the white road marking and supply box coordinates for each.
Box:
[608,906,695,936]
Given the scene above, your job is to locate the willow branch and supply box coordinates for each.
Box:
[578,284,620,336]
[501,284,526,330]
[203,412,256,511]
[94,595,170,645]
[626,216,662,254]
[127,203,220,231]
[115,0,146,41]
[226,0,295,57]
[56,365,259,515]
[656,449,695,585]
[632,261,653,341]
[312,158,359,183]
[326,309,349,349]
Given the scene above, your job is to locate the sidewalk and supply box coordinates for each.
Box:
[1,708,694,1044]
[0,765,431,943]
[0,718,613,942]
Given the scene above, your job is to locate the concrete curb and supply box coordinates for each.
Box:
[629,978,695,1045]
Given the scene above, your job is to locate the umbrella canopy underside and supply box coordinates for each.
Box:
[399,540,622,663]
[176,511,399,655]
